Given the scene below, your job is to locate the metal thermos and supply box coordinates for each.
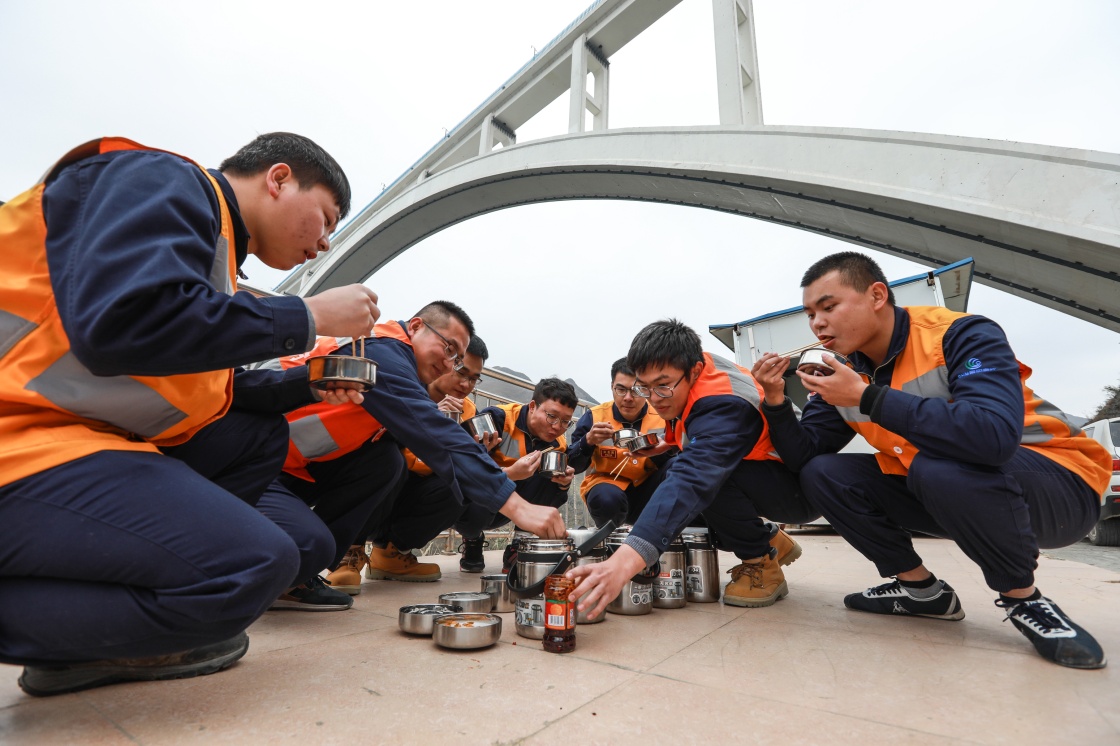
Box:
[604,527,653,616]
[653,535,687,609]
[683,527,720,603]
[512,536,575,639]
[567,528,607,624]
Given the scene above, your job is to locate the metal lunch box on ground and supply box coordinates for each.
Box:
[794,347,850,378]
[567,528,608,624]
[605,526,655,616]
[538,450,568,477]
[437,592,493,613]
[307,355,378,392]
[432,613,503,650]
[466,412,498,439]
[398,604,460,635]
[653,535,687,609]
[480,574,514,612]
[682,527,721,603]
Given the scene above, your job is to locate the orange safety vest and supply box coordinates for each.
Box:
[836,306,1111,492]
[404,396,477,476]
[490,402,567,468]
[281,322,411,481]
[663,353,781,462]
[579,402,667,498]
[0,138,237,486]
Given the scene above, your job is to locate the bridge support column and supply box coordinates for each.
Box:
[568,34,610,133]
[712,0,763,125]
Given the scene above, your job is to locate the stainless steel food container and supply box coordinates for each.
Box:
[466,413,498,438]
[682,527,720,603]
[307,355,377,392]
[567,528,608,625]
[653,535,687,609]
[432,613,503,650]
[619,433,660,452]
[538,450,568,477]
[795,348,850,377]
[398,604,460,635]
[605,527,653,616]
[438,592,493,613]
[512,536,575,639]
[481,574,514,613]
[612,428,641,446]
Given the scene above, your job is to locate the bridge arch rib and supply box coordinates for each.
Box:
[280,125,1120,332]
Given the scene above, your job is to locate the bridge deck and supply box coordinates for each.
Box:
[3,532,1118,744]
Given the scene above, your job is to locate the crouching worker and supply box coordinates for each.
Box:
[566,357,674,528]
[277,304,567,603]
[456,378,579,573]
[755,251,1110,669]
[567,320,819,617]
[0,133,380,695]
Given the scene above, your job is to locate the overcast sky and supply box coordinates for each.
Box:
[3,0,1119,416]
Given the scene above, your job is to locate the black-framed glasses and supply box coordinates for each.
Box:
[454,368,484,388]
[540,410,576,429]
[422,320,464,366]
[632,373,687,399]
[612,384,636,398]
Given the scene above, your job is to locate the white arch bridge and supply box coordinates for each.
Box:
[278,1,1120,332]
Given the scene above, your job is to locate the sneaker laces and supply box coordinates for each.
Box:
[863,579,905,597]
[728,561,765,589]
[307,575,333,591]
[457,538,490,553]
[995,597,1075,637]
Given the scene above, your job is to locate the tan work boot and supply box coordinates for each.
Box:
[325,544,369,596]
[365,542,442,582]
[723,554,788,607]
[770,526,802,567]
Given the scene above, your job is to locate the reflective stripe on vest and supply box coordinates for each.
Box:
[491,402,567,467]
[281,322,410,480]
[580,401,666,498]
[671,353,781,462]
[0,138,237,486]
[837,306,1111,492]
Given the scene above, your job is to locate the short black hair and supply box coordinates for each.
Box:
[610,357,634,382]
[219,132,351,220]
[467,334,489,362]
[532,377,578,409]
[415,300,475,338]
[801,251,895,306]
[627,319,703,377]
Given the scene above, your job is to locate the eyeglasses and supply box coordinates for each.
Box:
[539,410,576,429]
[632,373,687,399]
[422,320,464,366]
[612,385,637,398]
[454,368,484,387]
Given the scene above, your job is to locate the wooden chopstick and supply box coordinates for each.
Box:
[775,340,823,357]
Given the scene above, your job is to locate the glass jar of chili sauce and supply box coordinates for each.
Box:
[542,574,576,654]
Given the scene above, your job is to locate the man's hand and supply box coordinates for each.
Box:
[499,493,565,538]
[504,450,542,481]
[751,352,789,406]
[796,354,867,407]
[477,431,502,451]
[584,421,615,447]
[566,545,648,620]
[313,385,365,405]
[436,395,465,414]
[550,465,575,488]
[304,285,380,339]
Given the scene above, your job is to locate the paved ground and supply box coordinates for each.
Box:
[2,533,1117,745]
[1045,538,1120,574]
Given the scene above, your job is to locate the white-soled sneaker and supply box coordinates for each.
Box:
[844,579,965,621]
[995,596,1106,670]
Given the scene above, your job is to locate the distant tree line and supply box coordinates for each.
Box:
[1090,380,1120,421]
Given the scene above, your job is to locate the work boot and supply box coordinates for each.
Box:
[18,632,250,697]
[270,575,354,611]
[723,554,788,607]
[459,537,488,573]
[768,523,802,566]
[325,544,369,596]
[365,542,441,582]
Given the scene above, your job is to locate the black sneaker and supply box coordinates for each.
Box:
[844,579,965,621]
[18,632,249,697]
[501,539,520,574]
[269,575,354,611]
[459,537,488,573]
[995,596,1107,669]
